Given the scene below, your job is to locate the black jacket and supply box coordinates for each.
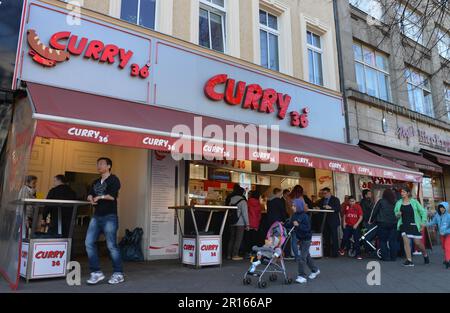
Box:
[267,197,287,226]
[360,198,374,224]
[286,211,312,241]
[318,195,341,227]
[371,199,396,227]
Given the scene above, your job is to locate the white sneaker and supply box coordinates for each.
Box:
[295,276,307,284]
[87,272,105,285]
[308,270,320,280]
[108,272,125,284]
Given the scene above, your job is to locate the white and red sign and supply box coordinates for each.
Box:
[19,242,29,277]
[199,237,221,266]
[30,241,68,278]
[182,238,196,265]
[310,234,323,258]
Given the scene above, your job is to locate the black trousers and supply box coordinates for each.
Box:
[323,223,339,257]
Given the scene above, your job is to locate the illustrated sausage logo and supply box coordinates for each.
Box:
[27,29,70,67]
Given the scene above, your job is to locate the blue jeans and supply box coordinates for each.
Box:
[342,226,361,256]
[85,214,123,273]
[377,224,398,261]
[291,234,300,260]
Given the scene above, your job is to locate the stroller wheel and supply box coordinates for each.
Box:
[257,281,267,289]
[376,249,382,260]
[243,277,252,285]
[269,274,277,282]
[348,249,356,258]
[284,278,293,285]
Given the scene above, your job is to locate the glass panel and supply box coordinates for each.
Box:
[268,13,278,30]
[365,67,378,97]
[212,0,224,7]
[210,11,224,52]
[378,72,389,101]
[269,33,279,71]
[314,51,323,85]
[355,63,366,93]
[375,53,388,71]
[139,0,156,29]
[307,31,313,45]
[363,47,375,66]
[407,84,416,110]
[259,10,267,25]
[313,33,321,49]
[308,49,315,83]
[353,44,362,61]
[120,0,138,24]
[199,8,210,49]
[423,90,434,117]
[260,30,268,68]
[413,86,424,114]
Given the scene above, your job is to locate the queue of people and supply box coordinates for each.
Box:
[224,182,450,285]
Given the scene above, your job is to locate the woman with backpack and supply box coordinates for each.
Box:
[226,186,249,261]
[371,189,398,261]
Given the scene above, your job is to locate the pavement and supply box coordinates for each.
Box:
[1,250,450,293]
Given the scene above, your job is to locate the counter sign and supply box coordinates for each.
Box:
[26,29,150,79]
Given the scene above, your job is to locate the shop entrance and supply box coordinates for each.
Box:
[26,137,153,262]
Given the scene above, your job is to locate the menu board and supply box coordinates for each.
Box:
[148,151,179,257]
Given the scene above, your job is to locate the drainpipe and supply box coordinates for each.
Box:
[333,0,356,196]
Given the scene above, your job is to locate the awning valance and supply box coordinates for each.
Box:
[27,82,423,182]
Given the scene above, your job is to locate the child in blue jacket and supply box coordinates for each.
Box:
[427,202,450,268]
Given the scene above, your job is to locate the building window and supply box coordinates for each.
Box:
[349,0,383,21]
[353,42,391,101]
[306,31,323,86]
[259,9,279,71]
[445,85,450,120]
[437,29,450,60]
[397,5,423,44]
[199,0,226,53]
[120,0,157,30]
[405,68,434,117]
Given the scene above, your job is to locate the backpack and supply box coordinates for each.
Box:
[119,227,144,261]
[228,197,245,225]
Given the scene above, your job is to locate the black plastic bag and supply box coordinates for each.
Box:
[119,227,144,261]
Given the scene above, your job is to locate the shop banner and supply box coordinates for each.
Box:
[0,96,36,290]
[35,120,423,183]
[148,151,179,258]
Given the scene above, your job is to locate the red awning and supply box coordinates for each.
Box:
[360,142,442,173]
[421,150,450,166]
[27,82,423,182]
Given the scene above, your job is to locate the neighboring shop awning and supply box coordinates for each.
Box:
[27,82,423,182]
[421,150,450,166]
[360,142,442,173]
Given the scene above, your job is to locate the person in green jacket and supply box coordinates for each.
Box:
[394,187,429,267]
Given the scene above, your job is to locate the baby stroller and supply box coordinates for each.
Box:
[243,221,295,288]
[348,224,382,259]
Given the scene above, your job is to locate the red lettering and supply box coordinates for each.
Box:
[84,40,105,60]
[277,93,291,119]
[119,49,134,69]
[67,35,88,55]
[100,44,119,63]
[259,89,277,113]
[205,74,228,101]
[200,244,218,251]
[243,84,263,110]
[35,250,65,259]
[224,79,245,105]
[49,31,71,50]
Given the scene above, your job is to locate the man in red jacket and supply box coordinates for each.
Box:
[339,196,363,260]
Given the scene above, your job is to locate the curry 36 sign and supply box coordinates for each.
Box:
[27,29,150,78]
[205,74,309,129]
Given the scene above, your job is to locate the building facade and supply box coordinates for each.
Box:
[336,0,450,208]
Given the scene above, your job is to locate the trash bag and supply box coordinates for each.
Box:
[119,227,144,261]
